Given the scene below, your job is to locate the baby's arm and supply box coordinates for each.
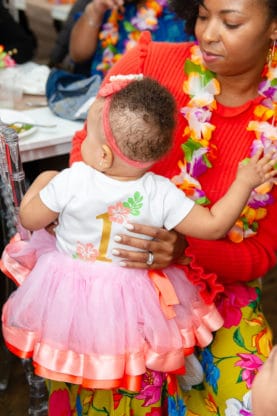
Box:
[20,170,59,231]
[175,150,277,240]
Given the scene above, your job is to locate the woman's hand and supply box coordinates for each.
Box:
[86,0,124,23]
[70,0,125,63]
[45,220,58,236]
[112,223,190,269]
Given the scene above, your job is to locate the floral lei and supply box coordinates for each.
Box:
[172,44,277,243]
[0,45,16,68]
[96,0,167,74]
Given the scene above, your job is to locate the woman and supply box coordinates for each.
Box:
[69,0,192,78]
[51,0,277,414]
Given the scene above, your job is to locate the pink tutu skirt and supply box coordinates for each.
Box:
[1,230,223,390]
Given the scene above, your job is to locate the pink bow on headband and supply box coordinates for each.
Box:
[98,74,144,97]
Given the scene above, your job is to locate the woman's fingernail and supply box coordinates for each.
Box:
[119,261,127,267]
[112,249,120,256]
[125,223,134,230]
[114,235,122,242]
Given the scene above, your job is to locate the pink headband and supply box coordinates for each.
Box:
[99,74,154,169]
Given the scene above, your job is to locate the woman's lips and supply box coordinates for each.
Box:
[202,50,221,64]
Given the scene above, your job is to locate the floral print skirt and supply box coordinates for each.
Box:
[46,280,272,416]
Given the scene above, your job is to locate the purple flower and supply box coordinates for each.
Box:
[248,191,274,208]
[216,284,257,328]
[136,370,165,407]
[157,0,168,6]
[235,353,263,388]
[190,154,209,177]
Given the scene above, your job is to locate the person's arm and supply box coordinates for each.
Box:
[69,0,123,63]
[19,171,59,231]
[49,0,91,66]
[252,345,277,416]
[187,212,277,284]
[112,152,277,273]
[175,151,277,239]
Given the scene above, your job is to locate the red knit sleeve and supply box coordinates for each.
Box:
[186,187,277,284]
[69,123,87,166]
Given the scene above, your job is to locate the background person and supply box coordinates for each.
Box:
[0,0,37,63]
[65,0,277,414]
[49,0,92,74]
[69,0,193,78]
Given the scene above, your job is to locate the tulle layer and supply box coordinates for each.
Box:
[1,231,223,389]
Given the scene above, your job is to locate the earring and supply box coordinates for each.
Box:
[268,40,277,68]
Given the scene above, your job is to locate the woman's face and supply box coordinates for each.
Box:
[195,0,277,76]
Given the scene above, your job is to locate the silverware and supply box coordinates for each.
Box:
[26,101,48,108]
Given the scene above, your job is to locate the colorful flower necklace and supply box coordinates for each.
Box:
[96,0,167,74]
[172,44,277,243]
[0,45,16,68]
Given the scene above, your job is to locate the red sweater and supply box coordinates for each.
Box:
[70,32,277,286]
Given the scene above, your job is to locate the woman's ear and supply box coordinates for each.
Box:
[270,20,277,41]
[100,144,113,169]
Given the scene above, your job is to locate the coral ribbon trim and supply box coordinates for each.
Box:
[0,233,35,286]
[2,317,186,391]
[34,363,143,391]
[148,269,179,318]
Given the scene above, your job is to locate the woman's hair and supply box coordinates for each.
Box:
[169,0,277,35]
[109,77,176,163]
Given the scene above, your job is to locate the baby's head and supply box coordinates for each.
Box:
[83,75,176,176]
[104,75,177,166]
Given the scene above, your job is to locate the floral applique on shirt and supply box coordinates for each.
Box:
[73,242,99,262]
[107,202,131,224]
[72,192,144,261]
[108,191,144,224]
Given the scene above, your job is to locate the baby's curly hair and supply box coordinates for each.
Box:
[109,77,176,164]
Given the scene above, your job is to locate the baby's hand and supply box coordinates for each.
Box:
[237,149,277,189]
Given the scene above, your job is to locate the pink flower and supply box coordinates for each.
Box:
[235,353,263,388]
[108,202,130,224]
[48,389,71,416]
[136,370,165,407]
[216,284,257,328]
[75,242,99,261]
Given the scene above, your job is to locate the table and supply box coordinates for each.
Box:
[0,62,84,163]
[17,106,83,163]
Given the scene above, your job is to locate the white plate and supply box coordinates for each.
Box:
[0,109,37,139]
